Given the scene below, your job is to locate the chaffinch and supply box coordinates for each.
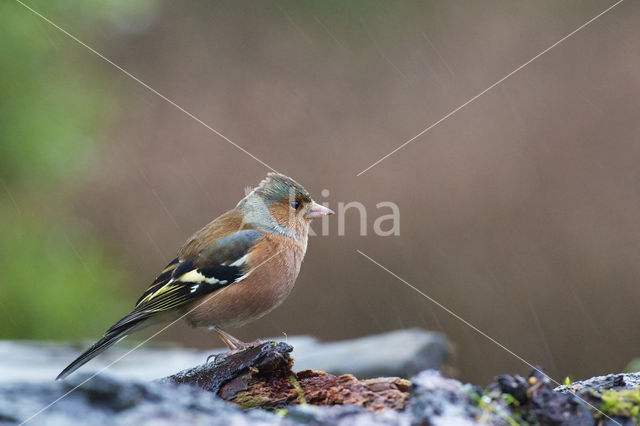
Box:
[57,173,334,380]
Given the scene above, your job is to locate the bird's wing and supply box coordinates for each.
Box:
[106,229,263,333]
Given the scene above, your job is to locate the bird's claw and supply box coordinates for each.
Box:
[206,339,269,365]
[206,353,223,364]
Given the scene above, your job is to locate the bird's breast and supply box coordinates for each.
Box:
[184,235,305,329]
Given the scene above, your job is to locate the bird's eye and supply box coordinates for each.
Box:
[290,200,301,210]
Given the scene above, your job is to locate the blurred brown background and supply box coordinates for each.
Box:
[2,0,639,385]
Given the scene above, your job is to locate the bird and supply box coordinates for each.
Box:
[57,173,334,380]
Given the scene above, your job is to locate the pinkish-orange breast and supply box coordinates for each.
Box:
[183,233,306,329]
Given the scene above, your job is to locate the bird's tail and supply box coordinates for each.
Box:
[56,318,149,380]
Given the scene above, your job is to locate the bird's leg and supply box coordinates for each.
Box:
[213,326,249,351]
[207,327,247,364]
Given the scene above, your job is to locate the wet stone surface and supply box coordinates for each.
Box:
[0,329,450,384]
[3,338,640,425]
[0,374,282,426]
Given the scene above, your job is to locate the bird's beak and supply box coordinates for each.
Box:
[306,203,335,219]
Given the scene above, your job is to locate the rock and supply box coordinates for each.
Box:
[164,342,295,397]
[0,329,449,384]
[7,336,640,425]
[555,373,640,425]
[285,404,412,426]
[0,374,286,426]
[408,370,482,425]
[294,371,410,411]
[488,368,598,426]
[0,340,213,383]
[289,328,450,379]
[0,331,449,425]
[556,372,640,394]
[163,341,411,412]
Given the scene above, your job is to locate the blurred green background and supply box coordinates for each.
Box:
[0,1,140,339]
[2,0,640,384]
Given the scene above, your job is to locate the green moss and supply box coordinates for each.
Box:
[600,388,640,419]
[469,391,520,426]
[232,392,275,409]
[289,375,307,405]
[501,393,520,408]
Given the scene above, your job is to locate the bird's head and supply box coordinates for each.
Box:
[237,173,334,239]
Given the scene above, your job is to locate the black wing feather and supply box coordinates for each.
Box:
[107,230,262,333]
[58,230,262,380]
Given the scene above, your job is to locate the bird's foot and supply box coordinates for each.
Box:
[205,338,268,365]
[206,327,267,364]
[238,337,267,350]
